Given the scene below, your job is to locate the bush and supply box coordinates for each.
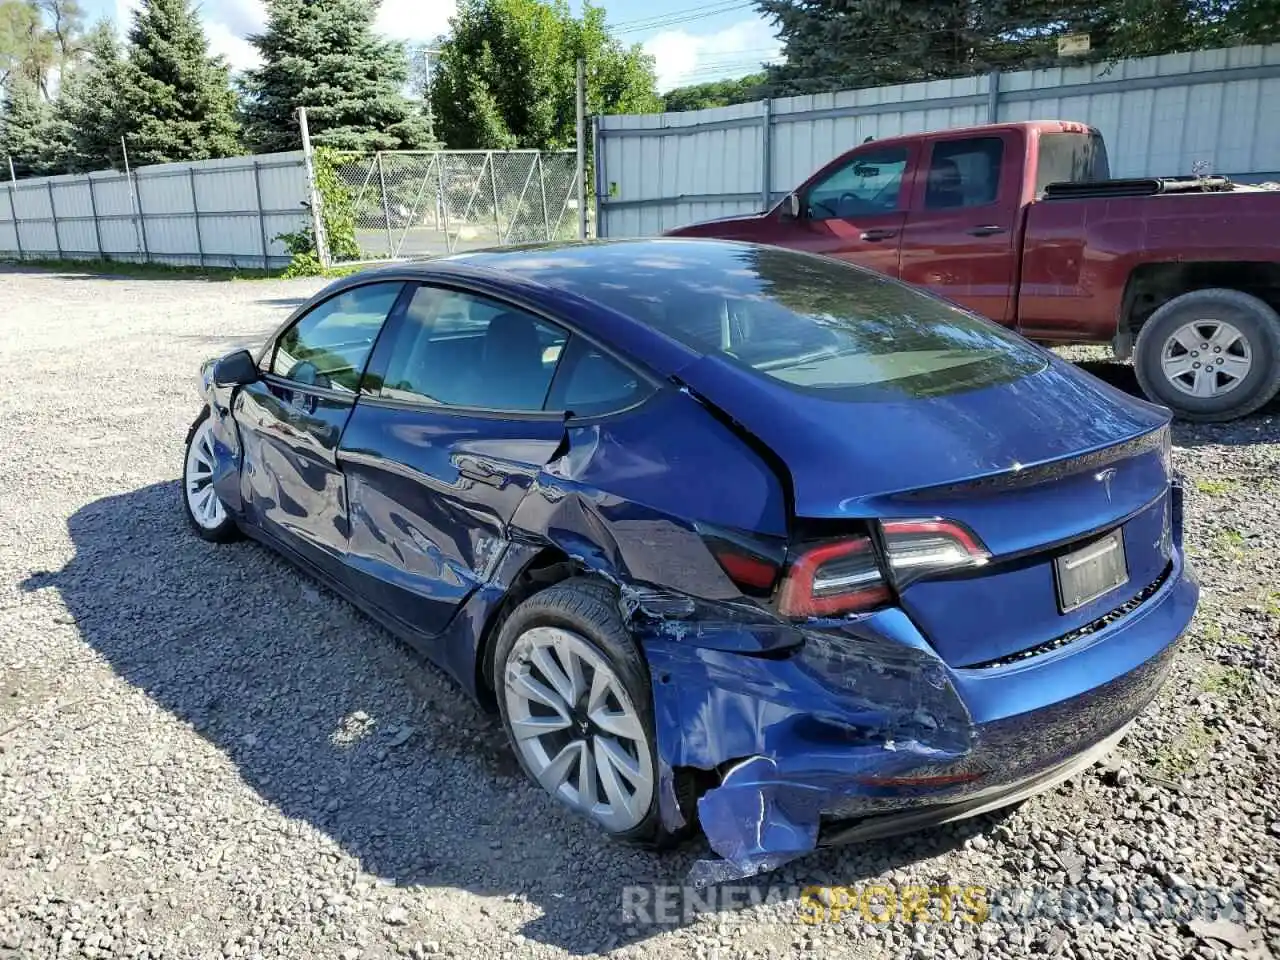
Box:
[278,147,361,276]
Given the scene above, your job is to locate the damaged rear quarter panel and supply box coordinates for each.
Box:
[510,386,788,601]
[508,386,982,879]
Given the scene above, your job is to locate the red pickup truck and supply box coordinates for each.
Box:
[666,120,1280,421]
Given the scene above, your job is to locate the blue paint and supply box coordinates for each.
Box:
[192,239,1199,881]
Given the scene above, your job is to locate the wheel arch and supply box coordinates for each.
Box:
[1119,260,1280,345]
[473,546,590,712]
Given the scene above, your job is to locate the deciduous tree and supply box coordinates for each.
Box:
[430,0,660,150]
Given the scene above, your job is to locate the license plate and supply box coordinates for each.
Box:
[1055,529,1128,613]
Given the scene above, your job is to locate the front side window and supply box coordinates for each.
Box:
[806,147,909,220]
[925,137,1004,209]
[377,285,567,411]
[271,282,403,391]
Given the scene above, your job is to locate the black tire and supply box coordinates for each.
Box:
[1133,288,1280,422]
[492,576,698,848]
[181,407,241,543]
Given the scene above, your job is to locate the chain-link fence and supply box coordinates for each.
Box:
[325,150,583,264]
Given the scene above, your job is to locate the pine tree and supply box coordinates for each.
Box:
[756,0,1280,96]
[243,0,432,153]
[0,71,55,176]
[54,19,127,170]
[119,0,240,166]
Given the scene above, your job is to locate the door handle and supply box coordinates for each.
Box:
[967,225,1006,236]
[456,457,508,488]
[859,228,898,242]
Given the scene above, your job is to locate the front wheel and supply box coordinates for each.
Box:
[182,408,240,543]
[492,578,696,847]
[1133,288,1280,422]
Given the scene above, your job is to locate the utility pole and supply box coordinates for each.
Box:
[296,107,331,270]
[576,57,587,240]
[418,45,442,143]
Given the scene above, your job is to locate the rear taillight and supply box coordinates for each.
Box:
[777,537,891,618]
[778,520,990,619]
[880,519,989,587]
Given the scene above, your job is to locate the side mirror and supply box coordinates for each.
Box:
[783,193,802,219]
[212,349,260,387]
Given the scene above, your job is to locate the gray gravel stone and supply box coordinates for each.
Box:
[0,272,1277,960]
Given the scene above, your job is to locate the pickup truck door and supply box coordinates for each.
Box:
[766,143,919,277]
[898,131,1022,325]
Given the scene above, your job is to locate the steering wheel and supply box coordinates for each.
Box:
[288,360,331,390]
[808,197,837,218]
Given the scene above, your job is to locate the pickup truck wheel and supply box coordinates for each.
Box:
[1134,288,1280,422]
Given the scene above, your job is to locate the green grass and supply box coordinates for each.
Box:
[1199,664,1253,698]
[1,256,363,282]
[1214,527,1247,557]
[1150,718,1216,776]
[1195,477,1241,496]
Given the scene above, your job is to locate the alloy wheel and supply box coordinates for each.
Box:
[503,626,654,833]
[1159,319,1253,398]
[185,418,227,530]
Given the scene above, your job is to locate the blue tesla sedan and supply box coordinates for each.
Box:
[183,239,1198,876]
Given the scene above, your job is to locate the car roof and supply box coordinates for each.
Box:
[350,237,762,289]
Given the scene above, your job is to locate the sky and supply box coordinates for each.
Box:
[80,0,783,93]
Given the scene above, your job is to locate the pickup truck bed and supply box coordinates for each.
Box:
[667,120,1280,421]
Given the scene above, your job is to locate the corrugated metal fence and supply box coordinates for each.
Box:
[596,42,1280,237]
[0,151,309,269]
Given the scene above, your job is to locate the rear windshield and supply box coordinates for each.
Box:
[491,243,1047,401]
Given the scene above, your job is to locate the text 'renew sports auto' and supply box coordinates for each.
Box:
[183,239,1198,878]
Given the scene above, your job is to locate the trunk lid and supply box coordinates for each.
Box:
[678,352,1174,667]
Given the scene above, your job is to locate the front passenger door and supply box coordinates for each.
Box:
[236,281,405,577]
[770,144,918,277]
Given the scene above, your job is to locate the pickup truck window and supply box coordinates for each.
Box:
[925,137,1003,209]
[806,147,909,220]
[1034,132,1110,196]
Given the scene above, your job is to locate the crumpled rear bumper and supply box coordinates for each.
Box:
[643,546,1198,884]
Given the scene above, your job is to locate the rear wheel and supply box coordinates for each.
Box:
[1134,288,1280,421]
[492,578,695,847]
[182,408,240,543]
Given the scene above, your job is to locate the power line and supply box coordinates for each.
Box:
[612,1,756,35]
[610,0,752,29]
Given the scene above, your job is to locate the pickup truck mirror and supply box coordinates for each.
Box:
[782,192,801,220]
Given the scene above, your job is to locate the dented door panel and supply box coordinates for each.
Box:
[337,401,566,636]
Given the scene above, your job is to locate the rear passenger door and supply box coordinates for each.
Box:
[337,283,652,638]
[898,131,1022,324]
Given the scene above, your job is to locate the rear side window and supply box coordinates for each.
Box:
[1035,132,1111,196]
[375,285,567,411]
[925,137,1003,209]
[547,337,651,416]
[272,282,402,391]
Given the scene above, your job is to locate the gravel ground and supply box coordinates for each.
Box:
[0,265,1278,960]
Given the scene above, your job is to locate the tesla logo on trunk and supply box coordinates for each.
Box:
[1095,468,1117,502]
